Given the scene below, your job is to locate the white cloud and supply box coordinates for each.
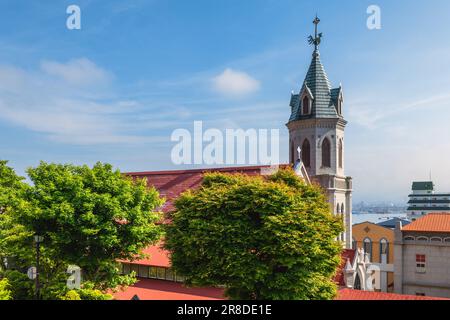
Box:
[347,93,450,130]
[40,58,112,86]
[212,68,260,97]
[0,60,171,145]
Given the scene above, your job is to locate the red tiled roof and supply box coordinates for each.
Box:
[334,249,356,286]
[402,213,450,233]
[337,288,449,300]
[113,279,225,300]
[118,243,171,268]
[121,166,288,266]
[127,165,282,213]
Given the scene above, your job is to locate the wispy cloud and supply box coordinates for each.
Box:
[0,59,172,145]
[212,68,260,97]
[347,93,450,129]
[41,58,112,86]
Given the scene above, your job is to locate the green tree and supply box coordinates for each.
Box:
[0,161,164,299]
[0,161,34,287]
[164,169,344,300]
[0,278,12,300]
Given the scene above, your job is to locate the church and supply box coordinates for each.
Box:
[116,17,354,298]
[287,16,353,248]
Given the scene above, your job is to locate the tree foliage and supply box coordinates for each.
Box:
[0,161,164,299]
[164,169,344,300]
[0,278,12,300]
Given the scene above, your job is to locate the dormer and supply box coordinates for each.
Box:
[331,85,344,116]
[300,83,314,116]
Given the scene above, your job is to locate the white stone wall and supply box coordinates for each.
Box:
[288,119,346,178]
[288,118,352,249]
[396,239,450,298]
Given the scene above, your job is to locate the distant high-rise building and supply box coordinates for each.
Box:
[407,182,450,221]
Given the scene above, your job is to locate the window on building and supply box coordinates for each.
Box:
[157,267,166,280]
[165,268,175,281]
[416,254,426,273]
[138,265,149,278]
[302,96,310,115]
[322,138,331,168]
[301,139,311,168]
[122,263,131,275]
[380,239,389,263]
[338,139,343,169]
[131,264,139,276]
[149,266,157,279]
[363,238,372,260]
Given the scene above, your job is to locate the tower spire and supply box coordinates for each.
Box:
[308,15,323,52]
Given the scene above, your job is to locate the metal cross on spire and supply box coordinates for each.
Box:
[308,15,323,51]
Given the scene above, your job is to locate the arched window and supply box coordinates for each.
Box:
[301,139,311,168]
[338,139,343,169]
[290,141,295,164]
[340,213,345,242]
[380,238,389,263]
[322,138,331,168]
[302,96,309,115]
[341,203,345,214]
[417,237,429,242]
[363,238,372,261]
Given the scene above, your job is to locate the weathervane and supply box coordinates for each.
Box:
[308,15,322,51]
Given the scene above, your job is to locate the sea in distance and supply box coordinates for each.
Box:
[352,212,408,225]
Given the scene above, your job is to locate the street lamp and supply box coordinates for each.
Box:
[34,235,44,300]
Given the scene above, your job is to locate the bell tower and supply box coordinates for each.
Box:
[287,16,353,248]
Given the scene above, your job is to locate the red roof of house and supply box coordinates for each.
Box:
[337,288,449,300]
[118,243,171,268]
[334,249,356,287]
[402,213,450,233]
[127,165,279,213]
[113,279,225,300]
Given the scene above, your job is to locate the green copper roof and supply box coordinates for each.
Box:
[289,50,342,123]
[412,182,434,191]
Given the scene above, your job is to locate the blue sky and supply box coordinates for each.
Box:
[1,0,450,203]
